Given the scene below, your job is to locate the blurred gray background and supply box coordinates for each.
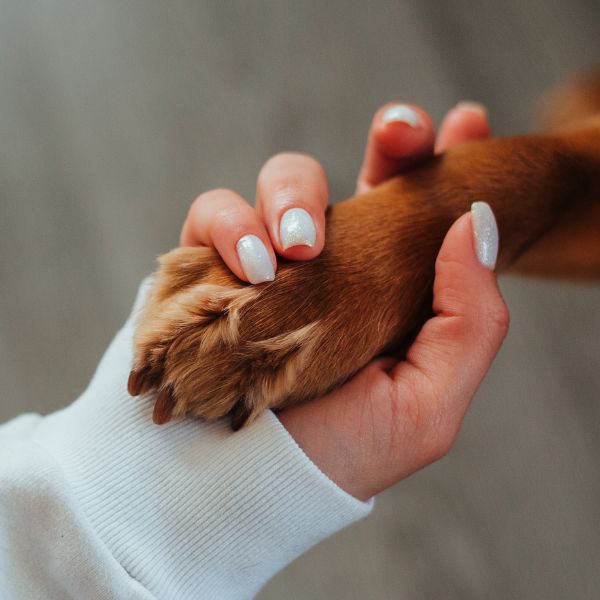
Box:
[1,1,599,598]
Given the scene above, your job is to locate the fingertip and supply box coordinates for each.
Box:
[256,152,328,261]
[375,103,435,159]
[279,242,323,261]
[357,103,435,192]
[180,196,204,247]
[436,102,491,153]
[439,202,499,273]
[442,209,510,342]
[273,203,326,260]
[470,201,499,270]
[434,212,491,285]
[235,233,277,284]
[277,205,325,260]
[179,218,194,247]
[181,189,278,284]
[433,209,505,326]
[455,101,488,117]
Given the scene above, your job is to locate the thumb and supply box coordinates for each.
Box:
[277,203,509,500]
[392,202,509,438]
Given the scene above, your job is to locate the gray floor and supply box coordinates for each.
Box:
[1,1,599,598]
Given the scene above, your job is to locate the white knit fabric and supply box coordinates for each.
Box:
[0,280,372,599]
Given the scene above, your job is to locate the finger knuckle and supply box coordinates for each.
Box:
[432,260,471,313]
[208,208,247,241]
[258,153,326,199]
[259,153,309,181]
[456,299,510,354]
[189,188,237,213]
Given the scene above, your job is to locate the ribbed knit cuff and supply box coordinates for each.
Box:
[33,280,372,599]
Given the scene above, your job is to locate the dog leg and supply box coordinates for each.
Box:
[130,74,600,427]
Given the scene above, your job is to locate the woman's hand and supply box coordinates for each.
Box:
[180,101,507,500]
[180,102,489,282]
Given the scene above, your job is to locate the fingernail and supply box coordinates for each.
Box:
[236,234,275,284]
[455,101,487,116]
[280,207,317,250]
[471,201,499,270]
[382,104,422,128]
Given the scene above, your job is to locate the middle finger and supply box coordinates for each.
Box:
[256,152,328,261]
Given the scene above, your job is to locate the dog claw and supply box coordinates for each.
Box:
[153,387,175,425]
[128,369,143,396]
[231,400,252,431]
[128,365,159,397]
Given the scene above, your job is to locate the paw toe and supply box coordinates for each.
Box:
[153,387,176,424]
[230,400,253,431]
[127,368,145,396]
[128,365,160,397]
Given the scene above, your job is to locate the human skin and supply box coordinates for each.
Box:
[179,101,508,500]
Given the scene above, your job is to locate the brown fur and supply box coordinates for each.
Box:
[129,71,600,429]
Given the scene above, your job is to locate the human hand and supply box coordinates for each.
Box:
[180,101,507,500]
[180,101,490,281]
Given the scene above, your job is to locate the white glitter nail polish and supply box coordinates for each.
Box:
[471,201,499,270]
[236,234,275,284]
[280,208,317,250]
[381,104,421,128]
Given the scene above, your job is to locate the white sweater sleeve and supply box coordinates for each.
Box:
[0,280,372,600]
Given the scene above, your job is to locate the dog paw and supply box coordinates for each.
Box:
[129,246,325,429]
[128,189,441,429]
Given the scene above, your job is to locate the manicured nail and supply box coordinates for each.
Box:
[455,101,487,116]
[471,201,499,270]
[280,207,317,250]
[382,104,421,128]
[236,234,275,284]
